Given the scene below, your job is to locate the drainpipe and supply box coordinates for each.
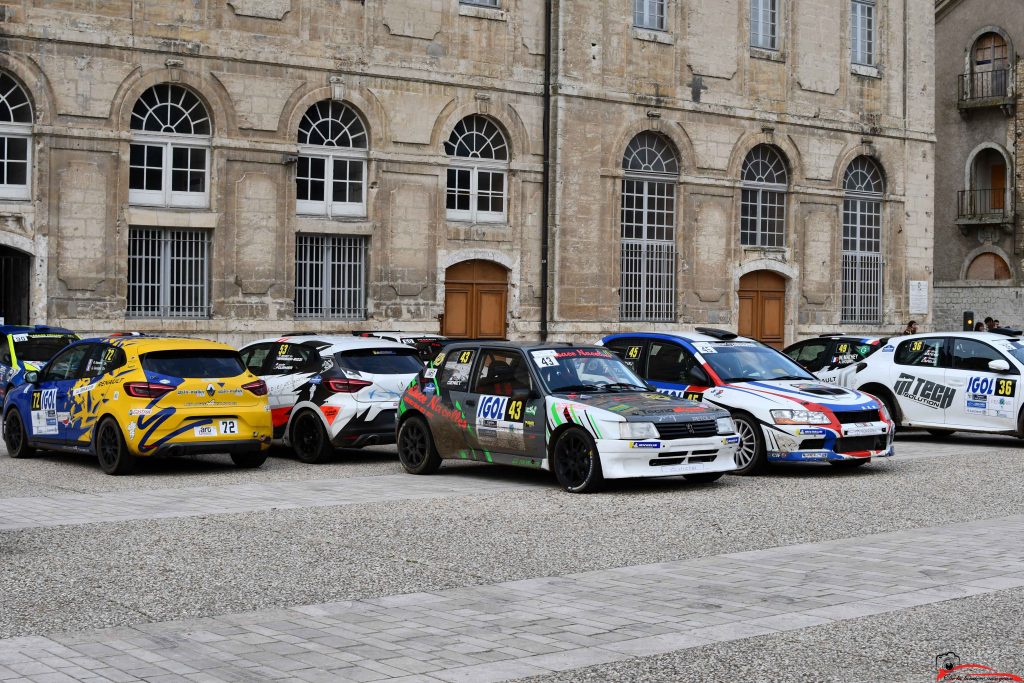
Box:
[540,0,555,341]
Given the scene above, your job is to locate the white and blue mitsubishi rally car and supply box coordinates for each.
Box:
[600,328,895,474]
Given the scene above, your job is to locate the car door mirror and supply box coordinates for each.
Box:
[988,359,1011,373]
[24,371,38,385]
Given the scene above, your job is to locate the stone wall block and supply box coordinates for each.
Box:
[56,160,108,291]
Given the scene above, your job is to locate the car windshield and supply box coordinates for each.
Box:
[531,347,648,393]
[336,348,423,375]
[992,338,1024,366]
[142,350,246,378]
[696,341,815,383]
[11,334,78,363]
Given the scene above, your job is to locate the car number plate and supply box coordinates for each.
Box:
[218,419,238,436]
[844,423,883,436]
[660,463,702,474]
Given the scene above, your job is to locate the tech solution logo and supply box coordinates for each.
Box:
[935,651,1023,681]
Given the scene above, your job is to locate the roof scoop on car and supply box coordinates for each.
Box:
[694,327,738,340]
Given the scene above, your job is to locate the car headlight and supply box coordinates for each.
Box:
[771,409,831,425]
[716,417,736,434]
[618,421,659,440]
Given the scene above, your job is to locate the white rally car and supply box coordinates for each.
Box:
[851,330,1024,437]
[239,335,422,462]
[601,329,895,474]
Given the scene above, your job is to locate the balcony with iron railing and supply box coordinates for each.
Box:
[958,68,1014,114]
[957,188,1013,228]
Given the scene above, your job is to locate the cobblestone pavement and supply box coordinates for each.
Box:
[1,432,1023,682]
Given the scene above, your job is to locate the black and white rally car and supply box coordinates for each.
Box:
[240,335,423,462]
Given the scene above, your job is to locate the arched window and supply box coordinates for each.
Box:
[296,100,368,217]
[0,72,32,201]
[740,145,788,247]
[128,84,211,208]
[841,156,885,324]
[971,32,1010,98]
[444,115,508,223]
[620,131,678,321]
[966,252,1012,280]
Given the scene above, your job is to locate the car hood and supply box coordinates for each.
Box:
[711,380,878,409]
[549,391,729,423]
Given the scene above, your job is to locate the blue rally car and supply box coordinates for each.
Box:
[600,329,895,474]
[0,325,79,403]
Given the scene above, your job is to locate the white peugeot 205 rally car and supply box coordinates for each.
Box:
[850,330,1024,438]
[239,335,423,462]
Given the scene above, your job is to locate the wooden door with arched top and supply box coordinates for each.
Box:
[738,270,786,349]
[442,260,508,339]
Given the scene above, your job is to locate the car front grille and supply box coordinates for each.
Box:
[834,435,888,453]
[834,409,881,424]
[655,420,718,440]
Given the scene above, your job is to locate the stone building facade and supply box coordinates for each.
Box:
[933,0,1024,329]
[0,0,934,346]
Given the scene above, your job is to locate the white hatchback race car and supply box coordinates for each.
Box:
[601,329,895,474]
[851,330,1024,437]
[239,335,423,462]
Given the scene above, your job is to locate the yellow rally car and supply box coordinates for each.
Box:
[2,335,272,474]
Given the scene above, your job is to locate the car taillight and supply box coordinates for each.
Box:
[242,379,268,396]
[326,378,372,393]
[124,382,174,399]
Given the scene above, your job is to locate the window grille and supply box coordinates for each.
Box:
[296,100,368,218]
[127,228,210,318]
[749,0,777,50]
[740,145,788,247]
[129,84,211,208]
[620,132,678,322]
[850,0,875,66]
[633,0,666,31]
[461,0,499,6]
[445,115,508,223]
[294,234,367,320]
[0,72,32,201]
[841,157,884,324]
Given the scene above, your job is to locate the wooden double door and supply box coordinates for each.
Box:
[442,260,508,339]
[738,270,786,349]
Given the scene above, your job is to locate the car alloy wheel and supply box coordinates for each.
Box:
[397,416,441,475]
[4,410,34,458]
[731,414,767,475]
[96,419,136,475]
[291,411,332,464]
[553,428,602,493]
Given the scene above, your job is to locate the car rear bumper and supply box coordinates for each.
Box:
[595,435,740,479]
[151,439,269,458]
[330,408,398,448]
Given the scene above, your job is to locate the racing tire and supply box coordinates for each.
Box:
[397,416,441,475]
[290,411,333,464]
[731,413,767,475]
[552,427,604,493]
[3,410,36,458]
[830,458,870,468]
[96,418,137,475]
[926,429,956,439]
[683,472,724,484]
[231,452,268,469]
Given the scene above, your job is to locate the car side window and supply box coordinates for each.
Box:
[241,343,274,375]
[472,349,532,397]
[789,341,830,371]
[440,348,476,392]
[951,339,1012,373]
[82,344,126,379]
[894,338,947,368]
[267,342,316,374]
[605,339,645,372]
[646,342,710,386]
[43,344,92,382]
